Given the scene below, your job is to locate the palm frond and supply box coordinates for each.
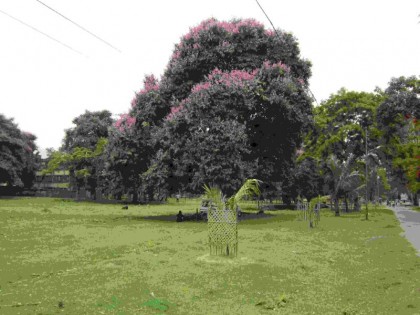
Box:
[203,184,224,210]
[353,183,366,193]
[227,179,262,210]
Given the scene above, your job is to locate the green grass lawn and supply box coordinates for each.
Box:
[0,197,419,314]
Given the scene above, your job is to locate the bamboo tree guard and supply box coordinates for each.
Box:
[297,198,321,227]
[297,199,309,221]
[208,205,238,257]
[308,200,321,228]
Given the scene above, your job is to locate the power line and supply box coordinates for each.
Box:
[35,0,121,53]
[0,8,87,57]
[254,0,319,106]
[255,0,281,39]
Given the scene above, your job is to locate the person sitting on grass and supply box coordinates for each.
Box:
[176,211,184,222]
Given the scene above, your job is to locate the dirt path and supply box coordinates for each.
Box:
[389,205,420,257]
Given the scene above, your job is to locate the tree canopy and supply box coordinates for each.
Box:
[0,114,39,188]
[85,18,314,200]
[44,110,113,199]
[303,88,384,162]
[376,76,420,202]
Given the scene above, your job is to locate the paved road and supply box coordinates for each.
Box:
[389,205,420,257]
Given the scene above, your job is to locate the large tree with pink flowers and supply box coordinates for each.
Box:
[104,18,313,200]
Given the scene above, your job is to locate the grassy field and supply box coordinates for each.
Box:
[0,197,419,315]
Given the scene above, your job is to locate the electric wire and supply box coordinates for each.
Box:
[0,8,87,57]
[35,0,121,53]
[255,0,281,39]
[255,0,319,106]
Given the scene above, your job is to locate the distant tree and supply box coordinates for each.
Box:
[43,138,108,198]
[322,154,362,216]
[20,131,40,188]
[0,114,40,189]
[377,76,420,204]
[390,116,419,205]
[103,75,166,202]
[47,110,113,199]
[292,157,323,201]
[62,110,113,152]
[303,89,384,162]
[102,120,144,202]
[300,89,386,212]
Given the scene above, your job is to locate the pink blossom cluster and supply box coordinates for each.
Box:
[297,78,305,85]
[165,102,185,121]
[262,60,290,73]
[191,68,258,93]
[25,146,33,153]
[170,42,185,61]
[191,81,212,93]
[265,29,275,36]
[139,74,159,95]
[209,68,258,86]
[114,113,136,132]
[171,50,181,60]
[130,96,137,108]
[183,18,264,40]
[221,41,231,47]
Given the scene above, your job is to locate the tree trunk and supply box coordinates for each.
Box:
[334,197,340,216]
[344,194,348,213]
[132,191,138,204]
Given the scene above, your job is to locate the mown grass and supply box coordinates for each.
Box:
[411,206,420,213]
[0,197,419,314]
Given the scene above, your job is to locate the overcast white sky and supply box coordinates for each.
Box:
[1,0,419,155]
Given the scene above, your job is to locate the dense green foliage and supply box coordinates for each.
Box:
[203,178,261,211]
[377,76,420,203]
[44,110,113,199]
[393,117,419,195]
[304,89,384,161]
[0,114,39,189]
[294,77,419,207]
[61,110,113,152]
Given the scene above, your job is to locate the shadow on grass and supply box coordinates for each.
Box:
[0,196,20,199]
[111,212,278,223]
[112,214,177,222]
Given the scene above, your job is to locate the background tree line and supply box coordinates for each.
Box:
[2,18,418,206]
